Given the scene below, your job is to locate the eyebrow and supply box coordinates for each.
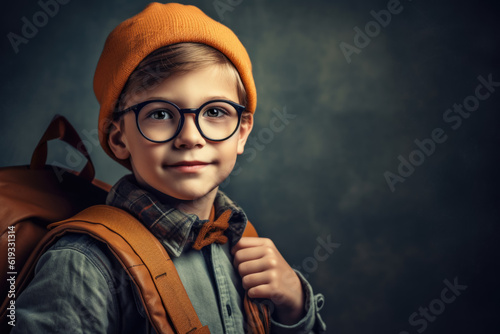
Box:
[205,96,234,101]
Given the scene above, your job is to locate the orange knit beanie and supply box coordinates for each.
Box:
[93,2,256,167]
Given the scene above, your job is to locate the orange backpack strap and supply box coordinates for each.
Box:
[242,220,259,238]
[37,205,208,334]
[48,205,209,334]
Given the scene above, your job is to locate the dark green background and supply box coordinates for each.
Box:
[1,0,499,332]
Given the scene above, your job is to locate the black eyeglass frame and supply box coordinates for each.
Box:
[115,99,246,143]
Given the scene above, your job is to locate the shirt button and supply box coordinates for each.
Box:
[226,304,232,316]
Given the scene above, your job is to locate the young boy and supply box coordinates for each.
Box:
[13,3,326,333]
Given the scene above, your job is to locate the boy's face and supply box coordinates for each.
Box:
[109,66,253,201]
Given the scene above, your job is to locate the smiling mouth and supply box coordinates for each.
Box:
[166,161,211,172]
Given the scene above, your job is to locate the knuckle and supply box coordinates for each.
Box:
[267,258,278,268]
[233,253,242,264]
[242,276,250,289]
[264,247,275,256]
[269,284,279,297]
[262,238,274,247]
[239,262,250,275]
[269,270,279,281]
[251,285,265,298]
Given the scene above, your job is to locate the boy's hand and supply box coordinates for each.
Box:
[232,237,305,325]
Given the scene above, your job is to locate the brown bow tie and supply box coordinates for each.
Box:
[192,208,232,250]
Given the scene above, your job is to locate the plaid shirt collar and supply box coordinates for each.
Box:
[106,175,248,257]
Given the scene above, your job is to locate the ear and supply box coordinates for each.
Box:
[108,120,131,160]
[237,113,254,155]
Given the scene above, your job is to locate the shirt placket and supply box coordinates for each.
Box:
[210,243,238,333]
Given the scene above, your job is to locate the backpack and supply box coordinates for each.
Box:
[0,115,269,333]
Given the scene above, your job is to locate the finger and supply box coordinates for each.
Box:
[233,246,268,268]
[237,257,278,277]
[231,237,272,254]
[248,284,276,300]
[241,272,271,291]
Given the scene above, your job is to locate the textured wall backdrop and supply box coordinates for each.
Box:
[1,0,499,332]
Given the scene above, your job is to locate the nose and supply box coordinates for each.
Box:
[173,114,206,149]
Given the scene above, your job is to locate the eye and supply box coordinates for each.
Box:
[148,109,173,120]
[204,108,227,118]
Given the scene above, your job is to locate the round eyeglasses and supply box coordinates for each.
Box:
[115,99,246,143]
